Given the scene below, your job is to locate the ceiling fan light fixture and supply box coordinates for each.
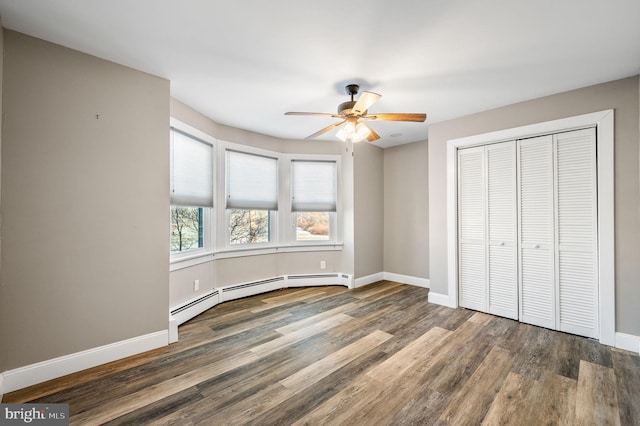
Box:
[336,121,370,143]
[285,83,426,144]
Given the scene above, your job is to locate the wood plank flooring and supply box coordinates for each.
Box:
[3,281,639,425]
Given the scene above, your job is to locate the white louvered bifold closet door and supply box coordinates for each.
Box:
[555,128,598,338]
[518,135,556,330]
[457,146,487,311]
[487,142,518,319]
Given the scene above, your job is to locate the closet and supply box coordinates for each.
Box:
[457,128,598,338]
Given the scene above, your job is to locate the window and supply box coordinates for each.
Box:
[226,149,278,245]
[291,159,337,242]
[171,206,204,251]
[295,211,330,241]
[170,127,213,255]
[229,209,271,244]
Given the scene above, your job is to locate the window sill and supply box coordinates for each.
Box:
[170,251,214,271]
[215,243,343,259]
[170,243,343,271]
[277,243,343,253]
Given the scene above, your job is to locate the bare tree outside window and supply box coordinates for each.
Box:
[229,209,270,244]
[170,207,204,252]
[296,212,330,241]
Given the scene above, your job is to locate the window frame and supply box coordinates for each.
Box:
[169,118,216,262]
[285,154,342,246]
[170,205,213,257]
[219,142,281,251]
[293,211,337,243]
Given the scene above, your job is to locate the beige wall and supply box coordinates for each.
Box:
[428,76,640,336]
[354,143,384,278]
[168,99,351,308]
[215,251,342,287]
[0,31,170,369]
[383,141,429,279]
[170,262,215,307]
[0,21,4,377]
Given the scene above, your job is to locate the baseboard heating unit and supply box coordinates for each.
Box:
[219,276,286,303]
[169,272,354,343]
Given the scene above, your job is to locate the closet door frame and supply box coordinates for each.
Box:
[444,109,614,346]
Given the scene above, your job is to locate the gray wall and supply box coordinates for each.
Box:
[383,141,429,279]
[0,31,170,369]
[354,143,384,278]
[428,76,640,336]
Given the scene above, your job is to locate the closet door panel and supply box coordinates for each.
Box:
[555,129,598,338]
[518,136,555,329]
[487,141,518,319]
[457,147,486,311]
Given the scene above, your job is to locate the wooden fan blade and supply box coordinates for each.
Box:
[362,123,380,142]
[285,112,342,118]
[352,91,381,115]
[305,120,346,139]
[363,113,426,122]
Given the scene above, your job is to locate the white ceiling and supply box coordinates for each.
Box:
[0,1,638,147]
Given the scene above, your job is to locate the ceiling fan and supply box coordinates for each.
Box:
[285,84,426,143]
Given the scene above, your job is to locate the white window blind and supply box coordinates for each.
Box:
[226,150,278,210]
[170,128,213,207]
[291,160,337,212]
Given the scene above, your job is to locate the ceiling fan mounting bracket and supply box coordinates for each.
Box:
[345,84,360,97]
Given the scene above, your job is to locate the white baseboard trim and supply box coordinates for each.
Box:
[354,272,430,289]
[1,330,169,394]
[342,274,354,289]
[615,332,640,354]
[354,272,384,288]
[428,291,457,308]
[169,289,221,343]
[286,273,344,288]
[383,272,430,288]
[0,372,4,401]
[169,317,179,344]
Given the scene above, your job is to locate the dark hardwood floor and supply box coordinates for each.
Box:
[3,281,639,425]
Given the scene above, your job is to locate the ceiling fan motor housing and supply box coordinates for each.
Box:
[338,101,357,116]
